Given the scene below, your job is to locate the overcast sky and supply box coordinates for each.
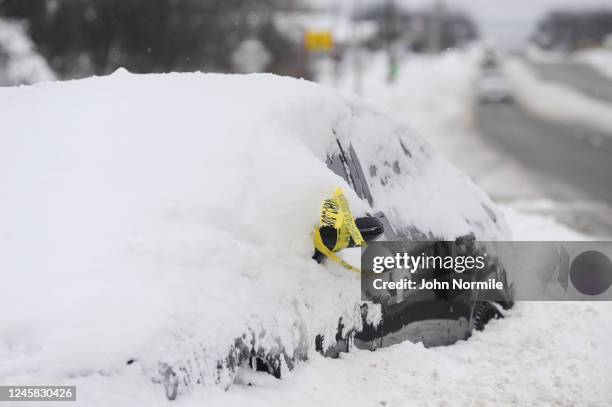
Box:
[311,0,612,48]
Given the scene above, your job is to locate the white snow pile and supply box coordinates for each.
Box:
[0,17,55,86]
[503,58,612,136]
[328,48,480,136]
[180,302,612,407]
[575,48,612,80]
[0,71,507,400]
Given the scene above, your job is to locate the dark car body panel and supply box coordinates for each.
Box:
[324,138,513,350]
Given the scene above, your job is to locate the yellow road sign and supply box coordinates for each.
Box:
[304,30,334,52]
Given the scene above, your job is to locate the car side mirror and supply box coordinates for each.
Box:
[313,215,385,263]
[355,216,384,242]
[319,216,385,250]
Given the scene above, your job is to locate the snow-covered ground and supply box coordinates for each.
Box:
[32,298,612,407]
[575,48,612,80]
[7,201,604,406]
[35,204,606,407]
[503,57,612,137]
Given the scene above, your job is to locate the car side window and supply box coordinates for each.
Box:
[326,139,373,206]
[345,144,373,207]
[325,150,351,186]
[347,134,419,240]
[328,138,399,241]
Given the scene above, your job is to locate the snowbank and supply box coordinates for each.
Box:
[575,48,612,80]
[0,70,507,398]
[6,199,606,406]
[499,204,591,241]
[503,58,612,136]
[329,48,480,135]
[0,18,55,85]
[66,302,611,407]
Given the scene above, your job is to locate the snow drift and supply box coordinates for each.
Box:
[0,70,507,398]
[575,48,612,80]
[504,58,612,136]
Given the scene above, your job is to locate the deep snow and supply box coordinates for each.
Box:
[12,298,610,407]
[1,67,510,402]
[2,46,611,407]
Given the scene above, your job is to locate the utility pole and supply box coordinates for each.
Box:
[351,0,363,94]
[385,0,399,83]
[428,0,444,53]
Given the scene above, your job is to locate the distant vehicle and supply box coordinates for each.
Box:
[604,33,612,49]
[481,49,500,69]
[479,71,513,104]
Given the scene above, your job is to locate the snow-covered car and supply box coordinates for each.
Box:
[479,71,513,103]
[1,71,512,400]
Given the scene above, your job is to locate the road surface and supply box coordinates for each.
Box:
[529,61,612,104]
[477,102,612,203]
[477,61,612,234]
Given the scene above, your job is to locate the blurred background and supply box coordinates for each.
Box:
[2,0,612,239]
